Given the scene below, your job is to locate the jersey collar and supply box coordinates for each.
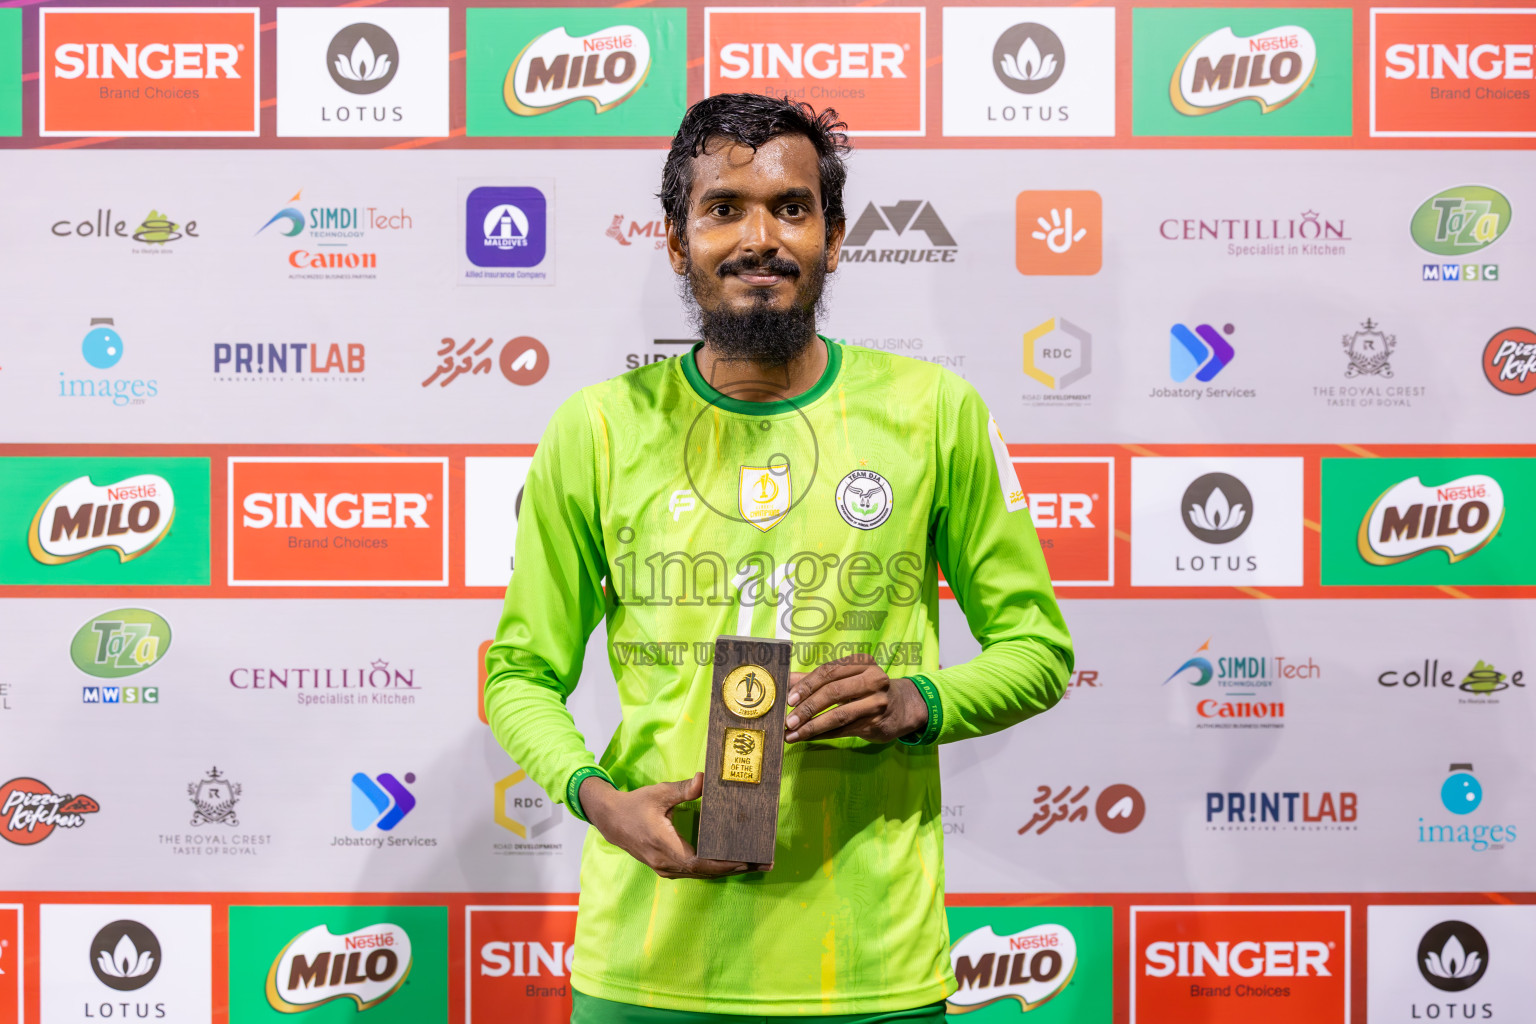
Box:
[680,335,842,416]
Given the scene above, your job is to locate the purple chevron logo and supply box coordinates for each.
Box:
[350,771,417,831]
[1170,322,1236,382]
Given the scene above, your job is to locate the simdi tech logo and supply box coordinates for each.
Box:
[1131,906,1349,1024]
[0,456,210,586]
[705,7,926,136]
[1372,8,1536,137]
[467,905,578,1023]
[467,8,686,137]
[227,457,448,586]
[1132,8,1352,137]
[944,906,1112,1020]
[1321,457,1535,586]
[40,7,260,136]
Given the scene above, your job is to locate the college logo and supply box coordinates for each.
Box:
[0,778,99,846]
[1019,783,1145,835]
[188,766,241,827]
[277,10,448,137]
[422,336,548,388]
[267,923,411,1011]
[351,772,416,832]
[1419,762,1517,853]
[228,457,448,586]
[1014,458,1113,586]
[52,208,201,251]
[1418,920,1488,991]
[1372,8,1536,136]
[467,906,578,1024]
[841,199,956,264]
[705,8,926,136]
[466,186,548,269]
[1015,191,1101,275]
[1484,327,1536,396]
[90,920,161,992]
[1358,474,1504,565]
[1378,658,1525,704]
[40,8,260,136]
[1132,906,1349,1023]
[740,464,792,532]
[71,608,171,678]
[835,470,893,530]
[1132,8,1352,137]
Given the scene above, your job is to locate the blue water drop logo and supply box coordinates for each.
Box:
[82,318,123,369]
[1440,764,1482,815]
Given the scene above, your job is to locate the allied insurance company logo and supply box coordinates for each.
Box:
[1015,190,1101,275]
[466,186,548,269]
[1131,906,1349,1023]
[1372,8,1536,137]
[1412,185,1510,283]
[39,7,260,136]
[705,7,926,136]
[227,457,449,586]
[0,777,100,846]
[60,317,160,407]
[266,922,412,1011]
[29,470,175,565]
[1358,473,1504,566]
[468,905,578,1024]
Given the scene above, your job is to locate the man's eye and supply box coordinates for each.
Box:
[782,204,805,216]
[710,204,734,216]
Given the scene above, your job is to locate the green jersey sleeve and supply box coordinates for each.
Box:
[912,376,1075,744]
[483,391,612,819]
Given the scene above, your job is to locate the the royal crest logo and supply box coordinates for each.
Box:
[1359,475,1504,566]
[739,464,791,532]
[1172,25,1318,116]
[266,923,412,1011]
[504,25,651,116]
[950,923,1077,1011]
[835,470,893,530]
[1343,318,1395,378]
[0,777,99,846]
[188,766,241,827]
[28,473,175,565]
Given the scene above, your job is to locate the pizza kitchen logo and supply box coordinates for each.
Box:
[29,473,175,566]
[0,777,100,846]
[266,923,412,1012]
[1357,474,1503,566]
[1483,326,1536,396]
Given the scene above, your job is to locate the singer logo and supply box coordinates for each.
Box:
[1132,906,1349,1023]
[1014,458,1113,586]
[467,905,578,1024]
[266,923,411,1011]
[228,458,448,586]
[1372,9,1536,136]
[40,8,260,136]
[704,8,925,136]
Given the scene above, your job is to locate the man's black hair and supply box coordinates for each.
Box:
[659,93,851,243]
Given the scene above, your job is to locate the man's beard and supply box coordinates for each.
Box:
[683,251,830,367]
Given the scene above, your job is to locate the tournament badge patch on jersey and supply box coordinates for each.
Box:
[739,464,791,531]
[835,469,893,530]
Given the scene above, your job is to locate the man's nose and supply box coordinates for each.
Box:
[739,206,779,256]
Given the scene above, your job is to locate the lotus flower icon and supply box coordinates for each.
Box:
[1417,921,1489,991]
[992,23,1065,94]
[1424,933,1481,981]
[98,932,154,980]
[326,24,400,95]
[89,920,162,991]
[1188,487,1246,534]
[1180,472,1255,544]
[1001,36,1057,84]
[335,36,391,84]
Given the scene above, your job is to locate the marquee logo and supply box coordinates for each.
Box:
[467,906,578,1023]
[1483,326,1536,396]
[1372,8,1536,137]
[29,473,174,566]
[0,777,99,846]
[40,8,260,136]
[1172,25,1318,115]
[266,923,411,1011]
[70,608,171,679]
[949,923,1075,1011]
[504,25,651,116]
[842,199,956,264]
[705,8,926,136]
[1358,474,1504,565]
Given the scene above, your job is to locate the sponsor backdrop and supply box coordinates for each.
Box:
[0,1,1533,1023]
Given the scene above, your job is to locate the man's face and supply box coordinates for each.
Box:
[667,134,844,358]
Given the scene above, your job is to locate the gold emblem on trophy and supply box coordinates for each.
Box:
[722,664,775,719]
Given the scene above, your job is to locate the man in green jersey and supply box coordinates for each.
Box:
[485,94,1073,1022]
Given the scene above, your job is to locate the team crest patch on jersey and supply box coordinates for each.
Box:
[739,464,791,531]
[987,415,1029,513]
[836,470,893,530]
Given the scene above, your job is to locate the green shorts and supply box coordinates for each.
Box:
[571,991,948,1024]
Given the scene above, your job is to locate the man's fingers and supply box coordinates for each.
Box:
[787,654,877,705]
[787,694,885,743]
[655,772,704,810]
[786,672,877,731]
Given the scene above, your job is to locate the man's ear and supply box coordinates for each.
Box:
[825,217,846,274]
[665,218,688,276]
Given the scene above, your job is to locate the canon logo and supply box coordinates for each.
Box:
[1384,43,1534,81]
[242,493,429,529]
[1144,940,1330,978]
[53,42,241,80]
[718,42,905,80]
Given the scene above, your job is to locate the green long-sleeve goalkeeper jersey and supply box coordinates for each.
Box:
[484,337,1073,1014]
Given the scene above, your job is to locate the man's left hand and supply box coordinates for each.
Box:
[784,653,929,743]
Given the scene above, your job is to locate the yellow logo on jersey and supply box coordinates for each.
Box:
[739,464,791,532]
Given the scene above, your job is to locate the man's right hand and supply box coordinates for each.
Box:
[578,773,752,880]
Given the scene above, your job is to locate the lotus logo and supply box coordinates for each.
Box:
[266,923,411,1011]
[1417,921,1489,991]
[1358,474,1504,566]
[327,24,399,95]
[1181,473,1253,544]
[90,920,161,991]
[992,23,1064,94]
[28,473,176,566]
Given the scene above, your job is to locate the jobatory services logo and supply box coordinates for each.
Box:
[257,189,413,281]
[1367,905,1536,1022]
[464,456,534,588]
[1015,191,1101,275]
[422,336,548,388]
[467,9,685,137]
[1166,321,1238,386]
[941,8,1116,137]
[1322,457,1535,585]
[467,906,578,1023]
[59,317,160,408]
[40,7,260,136]
[1372,8,1536,137]
[1018,783,1145,836]
[705,7,926,136]
[1412,185,1509,283]
[0,456,210,586]
[276,9,449,137]
[1161,638,1317,729]
[227,457,448,587]
[1021,317,1093,406]
[0,903,19,1022]
[0,10,19,137]
[1131,906,1349,1023]
[462,184,553,283]
[228,905,446,1023]
[1013,458,1113,586]
[40,904,212,1023]
[351,772,416,832]
[1132,8,1352,137]
[944,906,1112,1019]
[0,777,99,846]
[841,199,956,264]
[1483,326,1536,395]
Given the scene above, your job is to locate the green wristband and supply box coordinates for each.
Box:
[566,766,614,822]
[897,675,943,746]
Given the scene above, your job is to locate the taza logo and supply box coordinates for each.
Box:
[1411,186,1511,257]
[70,608,171,678]
[90,920,161,991]
[504,25,650,116]
[949,923,1075,1011]
[267,923,411,1011]
[993,24,1063,94]
[1417,920,1488,992]
[1358,474,1503,565]
[1173,25,1318,115]
[29,473,174,565]
[327,24,398,94]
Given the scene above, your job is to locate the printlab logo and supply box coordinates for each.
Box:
[328,24,398,94]
[352,772,416,831]
[71,608,171,679]
[422,336,548,388]
[189,766,241,826]
[90,920,161,991]
[465,186,548,270]
[1483,327,1536,396]
[1205,789,1357,832]
[1418,921,1488,992]
[1181,473,1253,544]
[1022,317,1092,405]
[0,777,99,846]
[1414,186,1509,283]
[213,342,366,384]
[59,317,160,408]
[1419,762,1517,854]
[1018,782,1144,835]
[841,200,956,264]
[1015,190,1101,275]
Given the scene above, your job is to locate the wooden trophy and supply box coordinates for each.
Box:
[696,635,791,869]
